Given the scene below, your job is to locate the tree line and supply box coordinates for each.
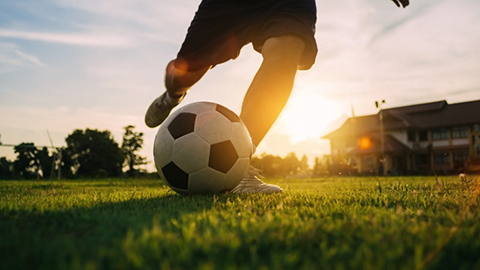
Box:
[1,125,346,179]
[250,153,340,178]
[0,125,147,179]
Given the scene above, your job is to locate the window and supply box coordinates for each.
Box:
[453,150,469,164]
[416,154,429,166]
[407,131,416,142]
[452,127,469,139]
[432,128,449,141]
[434,152,450,165]
[419,130,428,141]
[474,134,480,157]
[474,124,480,132]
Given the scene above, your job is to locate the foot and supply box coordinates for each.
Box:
[145,92,185,128]
[231,166,283,194]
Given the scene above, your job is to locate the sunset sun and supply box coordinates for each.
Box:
[277,89,343,143]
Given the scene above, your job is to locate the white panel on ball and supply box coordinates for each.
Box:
[225,157,250,190]
[154,128,176,169]
[230,122,252,158]
[181,102,216,114]
[195,110,232,144]
[188,167,226,194]
[172,133,210,174]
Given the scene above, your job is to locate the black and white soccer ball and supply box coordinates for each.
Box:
[154,102,252,194]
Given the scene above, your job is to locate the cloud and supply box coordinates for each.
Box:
[0,42,46,73]
[54,0,195,25]
[0,105,157,170]
[0,29,136,47]
[368,0,444,45]
[306,0,480,115]
[53,0,198,44]
[13,49,45,67]
[1,0,479,172]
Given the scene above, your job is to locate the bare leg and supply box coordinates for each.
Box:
[240,35,305,147]
[144,60,210,128]
[165,59,210,96]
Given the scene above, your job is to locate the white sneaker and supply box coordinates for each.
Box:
[145,92,184,128]
[231,166,283,194]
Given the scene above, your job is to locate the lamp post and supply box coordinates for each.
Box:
[375,100,386,176]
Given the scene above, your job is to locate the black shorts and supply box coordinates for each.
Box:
[175,0,317,71]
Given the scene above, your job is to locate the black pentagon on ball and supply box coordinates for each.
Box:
[209,140,239,173]
[167,113,196,139]
[162,162,189,189]
[215,104,241,122]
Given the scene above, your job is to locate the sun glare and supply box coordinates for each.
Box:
[277,90,343,143]
[359,136,372,149]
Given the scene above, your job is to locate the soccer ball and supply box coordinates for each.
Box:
[154,102,252,194]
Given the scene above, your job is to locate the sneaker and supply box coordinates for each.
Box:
[145,92,185,128]
[231,166,283,194]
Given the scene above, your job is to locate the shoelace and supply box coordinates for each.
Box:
[240,166,266,186]
[154,93,176,109]
[231,166,283,193]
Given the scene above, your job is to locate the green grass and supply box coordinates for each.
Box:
[1,176,479,270]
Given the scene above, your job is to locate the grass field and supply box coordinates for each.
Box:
[1,176,479,270]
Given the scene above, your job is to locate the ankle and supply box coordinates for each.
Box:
[165,60,188,93]
[164,91,185,106]
[167,91,185,99]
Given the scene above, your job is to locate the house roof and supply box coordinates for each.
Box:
[323,99,480,139]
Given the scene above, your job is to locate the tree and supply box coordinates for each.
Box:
[11,143,58,179]
[65,129,124,178]
[300,154,309,173]
[256,154,283,177]
[252,153,290,177]
[283,152,300,176]
[58,148,74,179]
[0,157,14,179]
[313,156,330,177]
[37,147,54,179]
[121,125,147,177]
[13,143,40,179]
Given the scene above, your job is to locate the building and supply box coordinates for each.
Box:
[323,100,480,175]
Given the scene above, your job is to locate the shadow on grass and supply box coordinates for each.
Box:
[0,193,222,270]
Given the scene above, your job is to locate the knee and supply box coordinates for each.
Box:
[261,35,305,63]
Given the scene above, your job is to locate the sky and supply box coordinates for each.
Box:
[1,0,479,170]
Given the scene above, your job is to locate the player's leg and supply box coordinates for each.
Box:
[164,59,210,97]
[240,35,305,147]
[232,35,304,194]
[144,0,246,128]
[144,61,209,128]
